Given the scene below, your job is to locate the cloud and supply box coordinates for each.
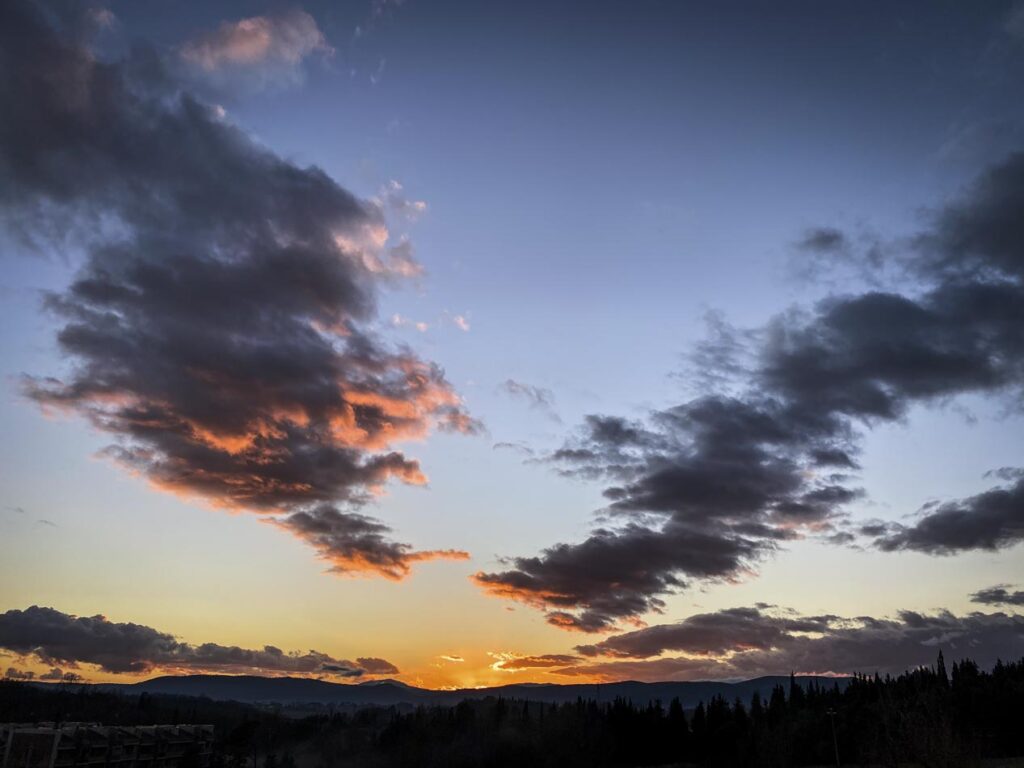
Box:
[680,311,759,396]
[915,147,1024,281]
[39,667,82,682]
[319,663,364,677]
[1,0,477,580]
[797,227,848,254]
[378,238,425,279]
[986,467,1024,481]
[270,505,469,581]
[0,606,398,679]
[970,584,1024,606]
[475,150,1024,631]
[937,120,1024,168]
[549,655,727,681]
[789,226,886,285]
[574,606,837,659]
[500,379,560,421]
[4,667,34,680]
[556,605,1024,681]
[438,654,464,663]
[488,652,581,672]
[375,181,428,221]
[180,9,333,90]
[442,312,471,332]
[874,477,1024,553]
[474,522,767,632]
[492,441,535,456]
[355,656,399,675]
[392,314,429,333]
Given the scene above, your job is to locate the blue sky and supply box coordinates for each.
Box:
[1,0,1023,686]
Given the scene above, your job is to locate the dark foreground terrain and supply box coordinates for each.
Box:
[3,653,1023,767]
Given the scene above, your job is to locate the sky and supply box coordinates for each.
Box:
[0,0,1023,689]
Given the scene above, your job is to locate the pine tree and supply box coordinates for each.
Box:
[749,691,764,726]
[789,672,806,708]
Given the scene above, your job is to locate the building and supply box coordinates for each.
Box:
[1,724,214,768]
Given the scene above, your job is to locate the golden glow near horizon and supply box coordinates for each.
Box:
[3,496,1015,689]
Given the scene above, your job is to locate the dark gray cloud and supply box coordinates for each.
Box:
[0,606,398,678]
[1,0,477,579]
[874,477,1024,554]
[475,396,853,631]
[319,663,364,678]
[475,522,767,632]
[4,667,35,680]
[356,656,400,675]
[40,668,81,683]
[575,606,838,659]
[985,467,1024,481]
[920,148,1024,280]
[544,414,667,482]
[492,441,536,457]
[790,226,885,284]
[270,505,468,581]
[476,150,1024,631]
[970,584,1024,606]
[681,311,758,395]
[556,606,1024,681]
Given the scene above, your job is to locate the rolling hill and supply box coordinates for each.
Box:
[75,673,851,709]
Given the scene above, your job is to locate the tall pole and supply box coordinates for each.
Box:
[826,708,840,767]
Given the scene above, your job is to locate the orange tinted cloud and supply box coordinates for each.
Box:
[271,506,469,581]
[488,652,580,672]
[16,3,477,581]
[180,9,333,90]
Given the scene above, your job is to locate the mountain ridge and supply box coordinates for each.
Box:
[57,673,852,709]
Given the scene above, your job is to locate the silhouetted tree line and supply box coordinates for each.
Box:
[3,652,1023,767]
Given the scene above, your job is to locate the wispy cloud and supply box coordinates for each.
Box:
[180,9,333,90]
[971,584,1024,606]
[500,379,561,422]
[392,314,429,333]
[488,652,580,672]
[375,180,428,221]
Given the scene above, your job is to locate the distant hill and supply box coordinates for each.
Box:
[67,673,850,709]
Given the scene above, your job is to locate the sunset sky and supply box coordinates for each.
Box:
[1,0,1023,689]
